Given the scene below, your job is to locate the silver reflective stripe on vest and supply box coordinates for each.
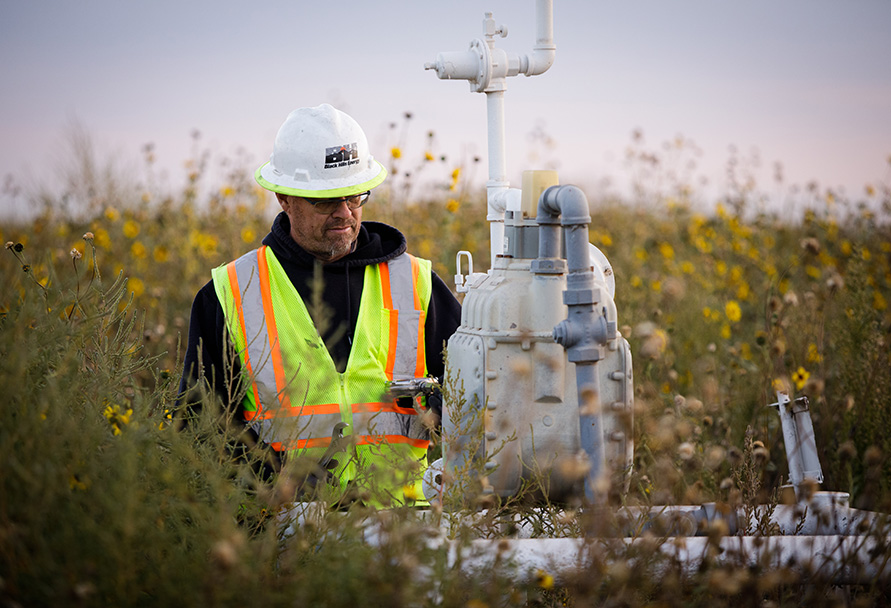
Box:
[387,254,423,381]
[230,249,338,447]
[228,250,279,444]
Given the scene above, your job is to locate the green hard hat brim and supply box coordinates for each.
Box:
[255,161,388,198]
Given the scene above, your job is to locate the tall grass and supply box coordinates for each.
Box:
[1,131,890,606]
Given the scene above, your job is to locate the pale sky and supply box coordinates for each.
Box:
[1,1,889,217]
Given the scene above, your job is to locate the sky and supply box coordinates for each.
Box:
[1,0,890,218]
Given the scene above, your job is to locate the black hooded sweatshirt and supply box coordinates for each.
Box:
[179,212,462,423]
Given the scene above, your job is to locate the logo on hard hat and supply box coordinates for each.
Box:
[324,143,360,169]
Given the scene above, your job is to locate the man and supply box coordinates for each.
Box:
[180,104,462,505]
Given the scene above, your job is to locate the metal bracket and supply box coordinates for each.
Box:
[455,250,487,293]
[768,391,824,496]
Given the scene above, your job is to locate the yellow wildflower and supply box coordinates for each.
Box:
[131,241,147,259]
[659,242,675,260]
[874,291,888,311]
[104,206,120,222]
[535,569,555,590]
[123,220,140,239]
[720,324,731,340]
[772,377,789,393]
[390,147,402,159]
[792,367,810,391]
[69,474,89,491]
[93,228,111,250]
[424,151,434,162]
[402,484,423,502]
[241,227,257,244]
[446,199,460,213]
[725,300,742,323]
[103,404,133,436]
[153,246,169,263]
[220,185,235,198]
[807,343,822,363]
[128,277,145,297]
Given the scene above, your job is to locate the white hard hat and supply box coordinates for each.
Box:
[255,104,387,198]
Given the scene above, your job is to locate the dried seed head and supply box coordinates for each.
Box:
[753,446,770,465]
[865,445,883,467]
[805,376,824,395]
[705,445,726,469]
[837,441,856,462]
[210,538,239,570]
[70,248,82,260]
[579,385,601,415]
[799,477,819,501]
[825,272,844,292]
[677,442,695,461]
[799,237,821,255]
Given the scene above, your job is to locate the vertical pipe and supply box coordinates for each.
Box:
[535,0,554,47]
[487,90,508,265]
[537,185,610,505]
[575,363,606,503]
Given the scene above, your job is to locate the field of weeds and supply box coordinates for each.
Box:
[1,136,890,606]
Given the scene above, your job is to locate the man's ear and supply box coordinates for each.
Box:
[276,193,289,211]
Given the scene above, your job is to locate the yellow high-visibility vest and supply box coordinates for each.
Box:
[212,245,433,504]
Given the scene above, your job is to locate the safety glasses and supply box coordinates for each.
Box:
[303,191,370,215]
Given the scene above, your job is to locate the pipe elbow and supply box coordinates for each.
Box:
[537,184,591,226]
[521,47,556,76]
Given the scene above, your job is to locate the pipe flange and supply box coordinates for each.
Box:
[568,345,604,364]
[531,258,566,275]
[563,288,599,306]
[468,39,490,92]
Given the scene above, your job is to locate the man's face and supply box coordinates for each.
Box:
[277,194,363,263]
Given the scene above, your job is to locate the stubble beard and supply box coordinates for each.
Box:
[314,221,358,262]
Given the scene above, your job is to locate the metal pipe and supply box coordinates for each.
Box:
[534,185,612,504]
[486,90,510,264]
[520,0,556,76]
[447,534,891,586]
